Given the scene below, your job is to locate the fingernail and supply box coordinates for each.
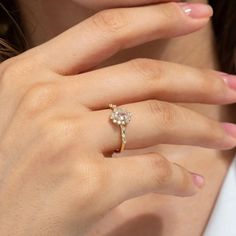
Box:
[191,173,205,188]
[220,73,236,90]
[222,123,236,139]
[179,3,213,19]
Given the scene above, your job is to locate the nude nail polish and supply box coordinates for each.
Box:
[222,123,236,139]
[221,73,236,90]
[191,173,205,188]
[179,3,213,19]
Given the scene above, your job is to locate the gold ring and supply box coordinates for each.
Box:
[109,104,132,153]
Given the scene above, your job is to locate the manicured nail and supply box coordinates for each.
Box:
[191,173,205,188]
[220,73,236,90]
[222,123,236,139]
[179,3,213,18]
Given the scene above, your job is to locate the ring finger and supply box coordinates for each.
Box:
[83,100,236,153]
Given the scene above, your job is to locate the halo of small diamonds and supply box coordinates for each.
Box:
[109,104,132,126]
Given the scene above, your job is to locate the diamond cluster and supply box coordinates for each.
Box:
[109,104,132,126]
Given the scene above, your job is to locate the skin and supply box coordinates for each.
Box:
[0,0,235,235]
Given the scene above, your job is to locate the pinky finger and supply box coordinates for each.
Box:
[101,153,204,211]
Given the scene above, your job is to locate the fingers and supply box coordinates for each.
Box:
[73,0,182,10]
[33,3,213,75]
[69,59,236,108]
[83,100,236,152]
[101,153,203,211]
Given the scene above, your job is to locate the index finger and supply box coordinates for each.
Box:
[29,3,213,75]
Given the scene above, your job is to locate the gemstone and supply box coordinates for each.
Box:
[110,107,132,126]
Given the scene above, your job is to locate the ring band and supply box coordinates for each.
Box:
[109,104,132,153]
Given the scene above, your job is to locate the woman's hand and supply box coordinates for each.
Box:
[0,2,236,235]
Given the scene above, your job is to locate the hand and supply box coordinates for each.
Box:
[0,2,236,235]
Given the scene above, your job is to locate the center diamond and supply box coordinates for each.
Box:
[110,106,132,126]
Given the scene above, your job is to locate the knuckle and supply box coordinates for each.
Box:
[129,58,162,81]
[0,57,16,74]
[92,9,128,34]
[22,83,59,116]
[148,154,172,186]
[0,58,24,88]
[76,160,110,198]
[0,55,45,91]
[147,100,177,127]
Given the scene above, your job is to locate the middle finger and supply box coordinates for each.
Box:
[65,59,236,109]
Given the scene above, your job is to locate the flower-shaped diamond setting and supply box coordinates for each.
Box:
[109,104,132,126]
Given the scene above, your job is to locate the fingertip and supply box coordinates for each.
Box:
[172,163,204,196]
[191,173,205,189]
[178,3,213,19]
[158,2,211,38]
